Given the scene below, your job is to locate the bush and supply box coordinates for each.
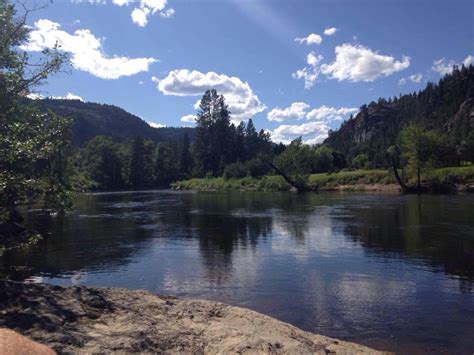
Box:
[223,162,249,180]
[245,158,270,177]
[352,154,370,169]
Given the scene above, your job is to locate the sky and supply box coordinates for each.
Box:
[21,0,473,144]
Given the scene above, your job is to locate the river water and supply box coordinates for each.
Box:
[1,191,473,353]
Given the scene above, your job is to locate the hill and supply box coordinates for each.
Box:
[31,99,195,147]
[324,65,474,166]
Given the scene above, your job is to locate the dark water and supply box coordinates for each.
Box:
[1,191,473,353]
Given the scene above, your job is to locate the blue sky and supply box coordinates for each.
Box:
[22,0,473,144]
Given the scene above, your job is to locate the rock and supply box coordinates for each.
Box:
[0,281,388,354]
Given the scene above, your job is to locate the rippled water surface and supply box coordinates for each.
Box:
[2,191,473,353]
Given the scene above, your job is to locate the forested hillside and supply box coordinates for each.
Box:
[31,99,195,146]
[324,65,474,166]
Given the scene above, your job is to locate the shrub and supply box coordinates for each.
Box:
[246,158,271,177]
[223,162,249,180]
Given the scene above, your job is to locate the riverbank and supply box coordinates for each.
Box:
[171,166,474,192]
[0,281,385,354]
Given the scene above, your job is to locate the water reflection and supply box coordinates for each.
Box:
[1,191,473,353]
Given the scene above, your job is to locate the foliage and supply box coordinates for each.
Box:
[33,99,195,147]
[399,123,443,187]
[352,153,370,169]
[274,138,312,175]
[223,162,249,180]
[192,89,272,177]
[0,0,71,225]
[325,65,474,166]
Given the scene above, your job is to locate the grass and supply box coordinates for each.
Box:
[172,166,474,192]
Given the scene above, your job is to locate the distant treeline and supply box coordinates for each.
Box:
[325,64,474,166]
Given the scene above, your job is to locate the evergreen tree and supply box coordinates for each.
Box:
[129,137,146,188]
[193,89,233,176]
[178,133,193,179]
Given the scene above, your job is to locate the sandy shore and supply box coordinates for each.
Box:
[0,281,387,354]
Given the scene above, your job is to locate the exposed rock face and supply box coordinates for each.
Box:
[324,66,474,165]
[0,281,387,354]
[445,98,474,138]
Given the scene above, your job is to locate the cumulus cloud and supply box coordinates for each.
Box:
[267,103,357,144]
[148,121,166,128]
[295,33,323,45]
[73,0,173,26]
[180,114,196,123]
[22,19,156,79]
[268,121,330,145]
[320,44,410,82]
[155,69,266,123]
[432,55,473,75]
[51,92,84,101]
[267,102,356,123]
[323,27,338,36]
[292,51,323,89]
[399,73,422,85]
[130,0,171,26]
[306,105,358,121]
[27,92,84,101]
[464,55,474,66]
[131,7,150,26]
[267,102,310,122]
[160,7,175,18]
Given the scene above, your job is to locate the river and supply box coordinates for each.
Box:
[1,191,473,353]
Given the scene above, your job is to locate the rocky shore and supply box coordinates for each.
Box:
[0,281,387,354]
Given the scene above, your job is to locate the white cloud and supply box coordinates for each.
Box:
[22,19,156,79]
[267,103,357,144]
[180,114,196,123]
[295,33,323,45]
[73,0,173,26]
[432,55,473,75]
[267,102,310,122]
[431,58,456,75]
[112,0,132,5]
[464,55,474,67]
[27,92,84,101]
[51,92,84,101]
[323,27,338,36]
[320,43,410,82]
[160,7,175,18]
[292,51,323,89]
[131,0,170,26]
[268,121,330,145]
[26,93,44,100]
[131,7,150,26]
[155,69,266,123]
[399,73,422,85]
[306,105,358,121]
[148,121,166,128]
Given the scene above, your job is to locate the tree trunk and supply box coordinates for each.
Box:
[417,163,421,190]
[267,162,315,192]
[391,163,407,192]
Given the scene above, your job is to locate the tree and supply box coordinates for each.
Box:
[1,1,70,230]
[352,153,369,169]
[313,146,334,173]
[399,123,442,188]
[178,133,193,179]
[129,137,154,188]
[192,89,233,176]
[80,136,124,190]
[273,138,315,191]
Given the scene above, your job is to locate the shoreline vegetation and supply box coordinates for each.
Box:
[171,167,474,193]
[0,281,385,354]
